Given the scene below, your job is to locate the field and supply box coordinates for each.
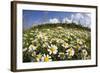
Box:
[23,23,91,62]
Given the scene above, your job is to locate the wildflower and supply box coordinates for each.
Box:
[57,26,63,29]
[36,54,42,62]
[76,44,82,51]
[48,45,58,54]
[84,45,87,48]
[30,30,34,33]
[36,32,44,39]
[66,47,75,58]
[31,52,37,62]
[62,42,69,48]
[30,37,34,40]
[58,52,66,59]
[56,39,64,43]
[81,49,88,60]
[31,51,36,57]
[42,42,49,48]
[41,54,52,62]
[28,44,37,52]
[43,36,48,41]
[46,29,50,31]
[29,32,34,35]
[31,39,37,43]
[23,33,28,37]
[77,39,83,45]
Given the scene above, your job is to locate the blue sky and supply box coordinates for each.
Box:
[23,10,91,29]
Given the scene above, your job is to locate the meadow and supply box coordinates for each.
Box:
[23,23,91,62]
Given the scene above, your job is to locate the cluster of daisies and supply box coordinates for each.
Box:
[23,25,91,62]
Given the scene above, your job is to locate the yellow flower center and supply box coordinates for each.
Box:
[50,48,55,52]
[44,57,49,62]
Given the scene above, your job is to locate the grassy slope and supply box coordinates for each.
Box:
[23,23,91,62]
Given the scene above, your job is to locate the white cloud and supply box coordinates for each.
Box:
[76,13,84,19]
[72,13,84,24]
[62,17,72,23]
[49,18,60,23]
[48,13,91,28]
[72,13,91,28]
[71,14,74,21]
[62,14,74,23]
[86,14,91,17]
[62,13,85,24]
[84,14,91,28]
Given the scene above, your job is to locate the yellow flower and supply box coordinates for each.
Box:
[48,45,58,54]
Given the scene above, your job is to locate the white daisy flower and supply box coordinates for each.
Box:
[66,47,75,58]
[81,49,88,60]
[77,39,83,45]
[41,54,52,62]
[62,42,69,48]
[48,45,58,54]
